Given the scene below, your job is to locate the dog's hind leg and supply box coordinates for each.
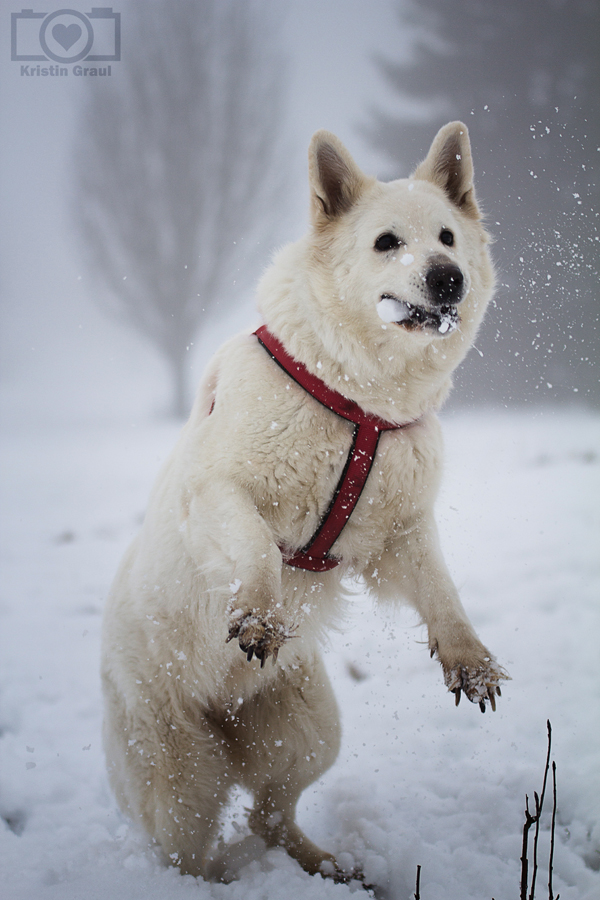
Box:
[103,680,234,879]
[224,650,344,878]
[149,732,231,879]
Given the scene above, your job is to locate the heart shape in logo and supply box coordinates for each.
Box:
[52,23,82,52]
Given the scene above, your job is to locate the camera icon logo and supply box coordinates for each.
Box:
[11,8,121,64]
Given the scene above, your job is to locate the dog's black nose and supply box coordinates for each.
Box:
[426,263,464,304]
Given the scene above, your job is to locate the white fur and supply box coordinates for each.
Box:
[101,122,508,882]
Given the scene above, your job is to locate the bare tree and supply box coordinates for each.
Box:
[364,0,599,408]
[73,0,288,416]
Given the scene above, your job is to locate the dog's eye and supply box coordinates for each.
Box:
[374,232,401,252]
[440,229,454,247]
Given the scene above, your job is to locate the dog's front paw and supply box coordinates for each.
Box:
[226,612,294,667]
[442,655,510,712]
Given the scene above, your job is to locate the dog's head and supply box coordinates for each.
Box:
[308,121,493,341]
[259,123,495,417]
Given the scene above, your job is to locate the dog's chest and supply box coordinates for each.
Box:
[238,397,440,559]
[202,342,442,564]
[333,421,440,557]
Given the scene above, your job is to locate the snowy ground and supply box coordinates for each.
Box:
[1,404,599,900]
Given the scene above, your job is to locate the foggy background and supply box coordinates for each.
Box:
[1,5,599,897]
[1,0,597,424]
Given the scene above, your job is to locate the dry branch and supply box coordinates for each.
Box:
[520,720,559,900]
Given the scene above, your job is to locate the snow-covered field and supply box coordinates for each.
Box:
[1,404,599,900]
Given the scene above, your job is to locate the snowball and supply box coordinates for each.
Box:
[377,297,410,323]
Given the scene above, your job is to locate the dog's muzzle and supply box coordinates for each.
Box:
[377,260,466,335]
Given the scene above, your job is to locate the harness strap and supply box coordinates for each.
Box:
[255,326,410,572]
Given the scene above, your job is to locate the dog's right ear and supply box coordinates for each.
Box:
[308,131,370,226]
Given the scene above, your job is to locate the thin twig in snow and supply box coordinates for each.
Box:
[521,793,535,900]
[520,720,558,900]
[549,761,560,900]
[529,721,553,900]
[414,864,421,900]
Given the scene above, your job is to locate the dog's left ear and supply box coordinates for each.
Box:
[308,130,371,226]
[412,121,479,219]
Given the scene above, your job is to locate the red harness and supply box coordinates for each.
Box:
[255,326,413,572]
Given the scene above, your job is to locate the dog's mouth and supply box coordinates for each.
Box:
[377,294,459,335]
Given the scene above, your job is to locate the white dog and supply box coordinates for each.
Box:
[101,121,508,883]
